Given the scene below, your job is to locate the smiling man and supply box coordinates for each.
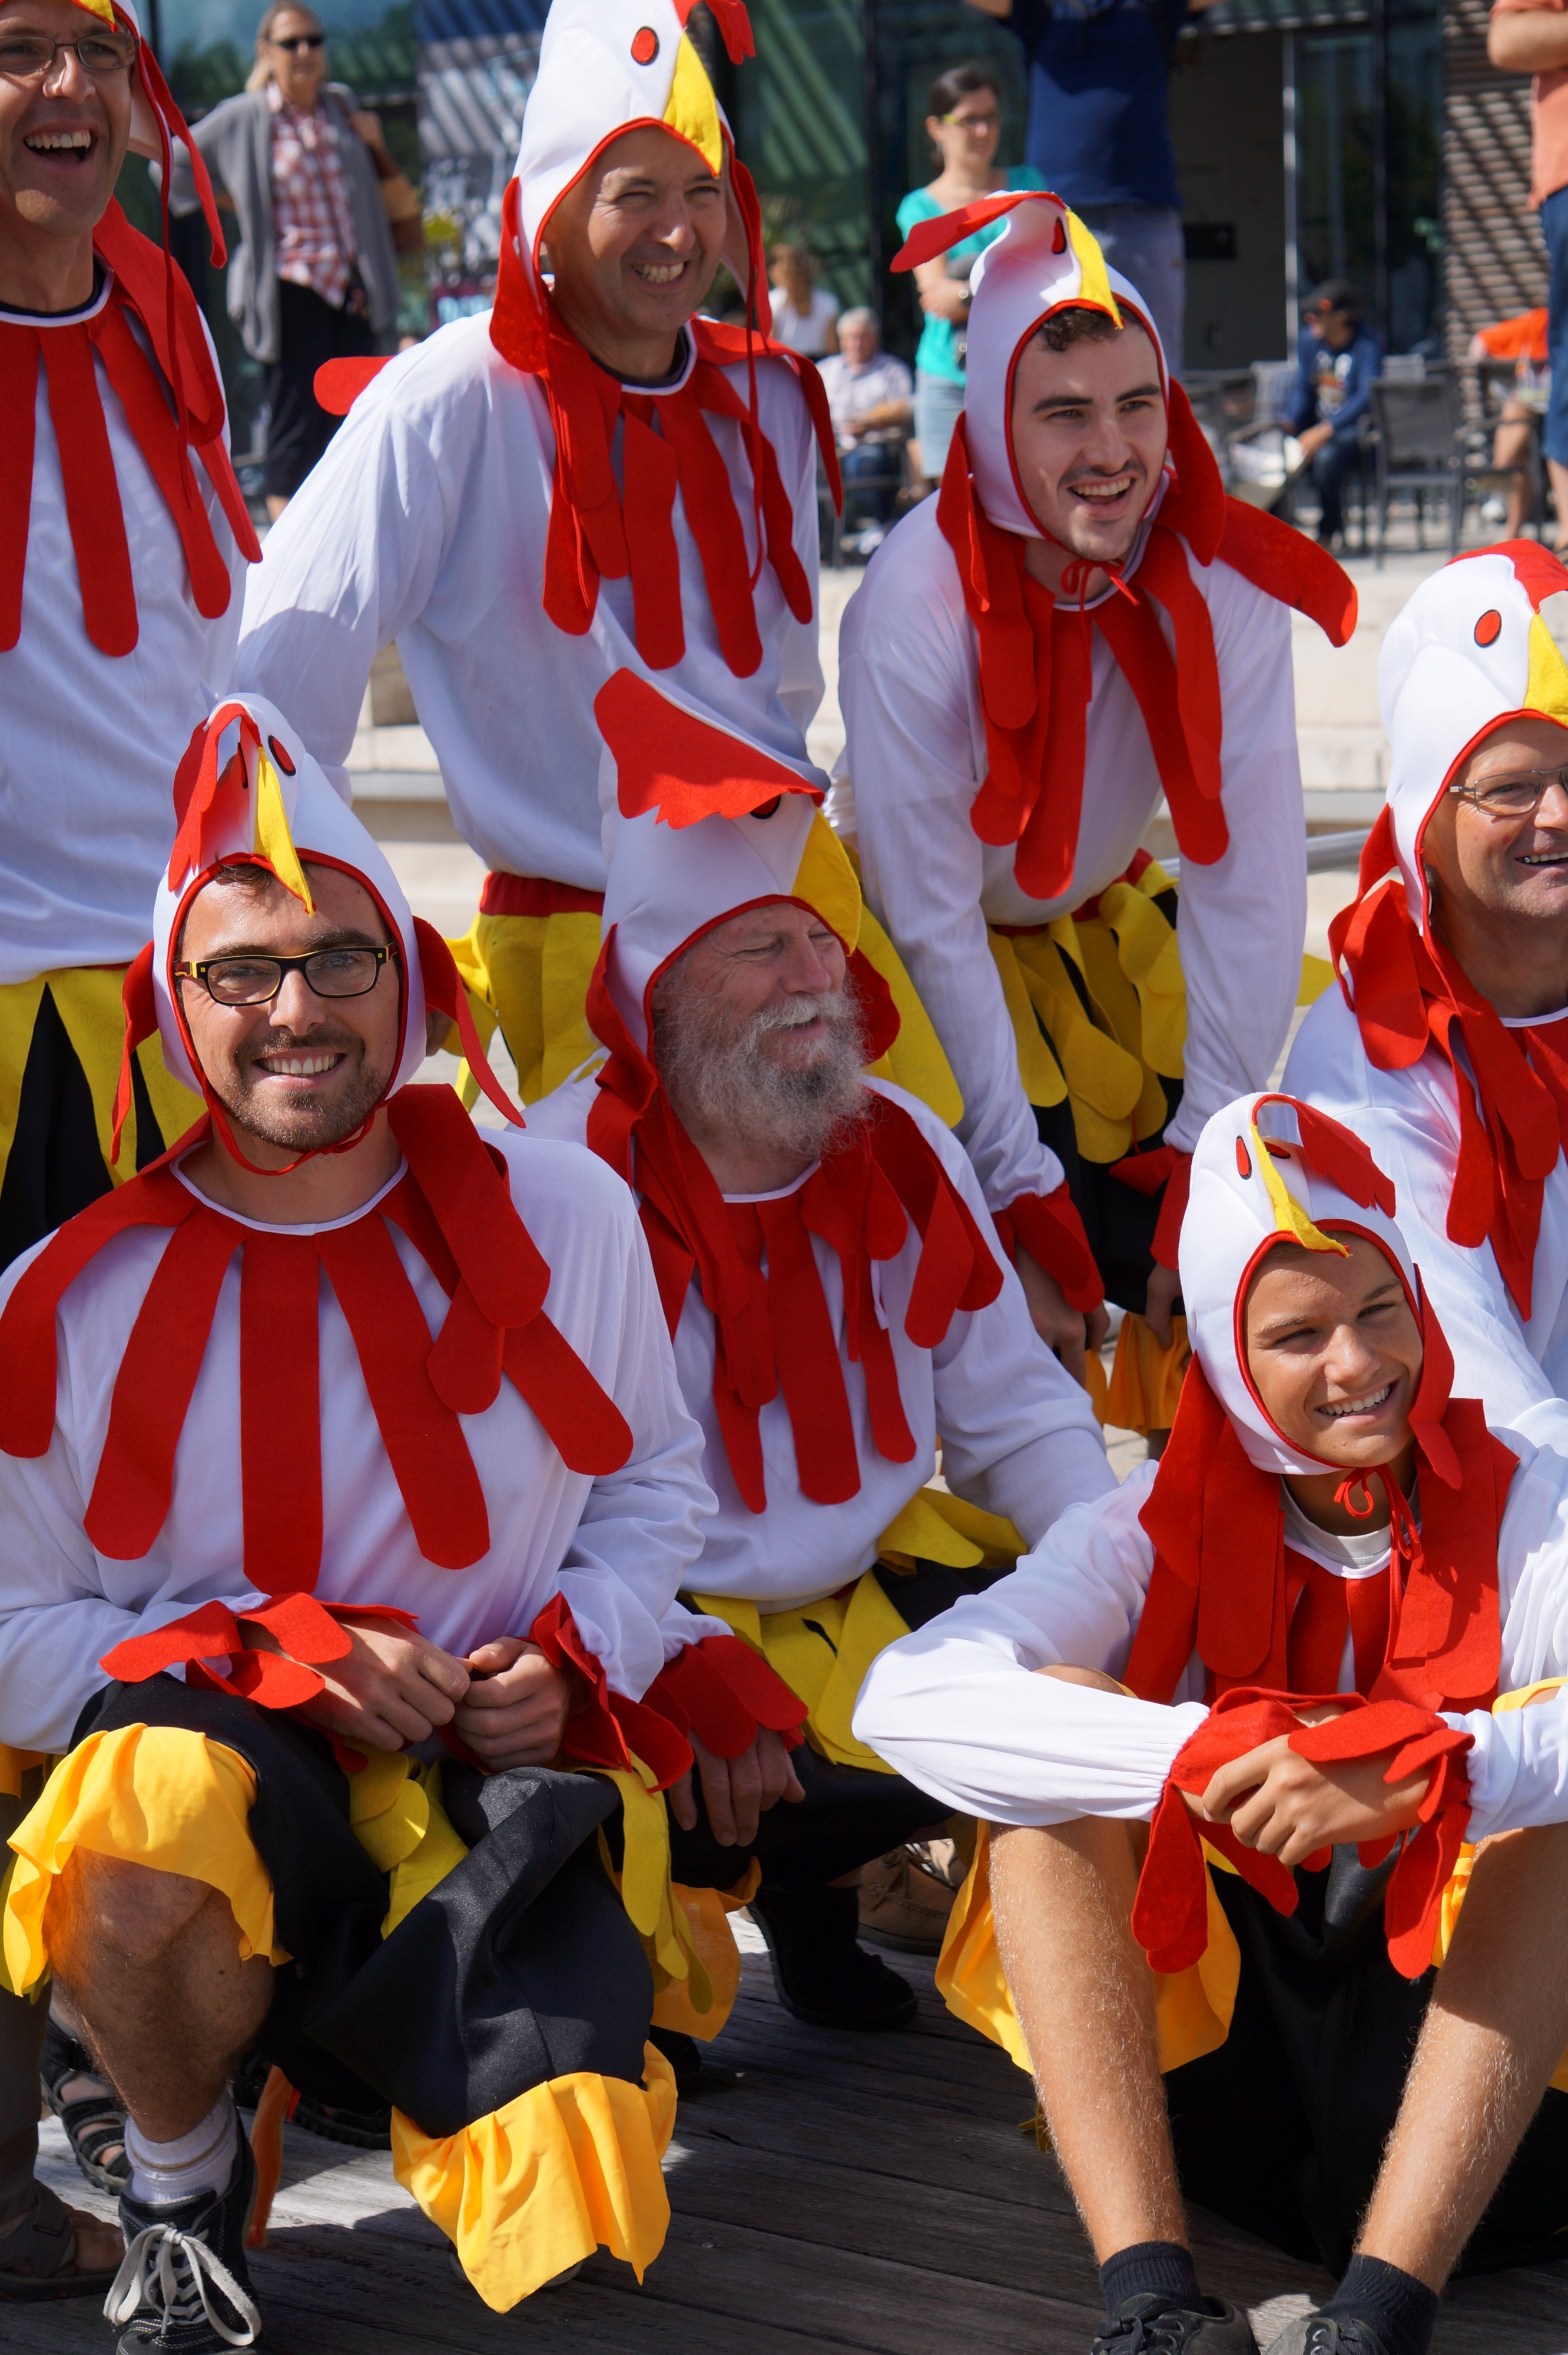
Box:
[839,193,1353,1425]
[0,694,737,2347]
[1287,543,1568,1450]
[235,0,846,1115]
[856,1092,1568,2355]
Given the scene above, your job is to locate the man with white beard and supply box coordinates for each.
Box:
[528,683,1114,2038]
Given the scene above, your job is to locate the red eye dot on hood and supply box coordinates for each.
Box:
[1235,1137,1252,1178]
[267,735,296,774]
[631,25,658,62]
[1474,610,1503,647]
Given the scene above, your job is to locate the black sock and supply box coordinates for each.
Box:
[1099,2239,1201,2316]
[1322,2256,1440,2355]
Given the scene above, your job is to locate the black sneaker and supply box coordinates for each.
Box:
[105,2131,261,2352]
[1093,2293,1259,2353]
[748,1883,918,2030]
[1262,2322,1390,2355]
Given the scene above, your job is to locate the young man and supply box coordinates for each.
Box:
[528,684,1115,2033]
[1286,280,1383,550]
[1285,540,1568,1447]
[838,193,1354,1414]
[856,1092,1568,2355]
[234,0,844,1109]
[0,0,258,2300]
[0,695,738,2349]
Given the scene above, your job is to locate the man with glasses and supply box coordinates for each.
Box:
[0,0,260,2301]
[1287,542,1568,1443]
[0,695,726,2351]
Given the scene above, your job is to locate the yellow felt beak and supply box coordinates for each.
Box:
[793,814,862,956]
[1251,1120,1347,1256]
[253,754,315,913]
[1526,612,1568,727]
[1065,210,1121,330]
[664,32,723,176]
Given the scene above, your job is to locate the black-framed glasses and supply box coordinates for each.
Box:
[268,31,324,50]
[174,944,397,1007]
[0,29,138,79]
[1450,763,1568,821]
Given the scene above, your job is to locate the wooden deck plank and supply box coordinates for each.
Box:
[14,1945,1567,2355]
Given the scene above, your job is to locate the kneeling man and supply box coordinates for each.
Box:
[857,1092,1568,2355]
[0,698,720,2347]
[530,688,1113,2032]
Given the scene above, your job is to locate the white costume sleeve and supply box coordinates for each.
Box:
[1163,570,1305,1153]
[775,382,826,743]
[1284,990,1568,1445]
[852,1465,1206,1823]
[237,351,448,799]
[841,536,1063,1216]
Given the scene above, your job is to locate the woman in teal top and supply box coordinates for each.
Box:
[897,62,1045,483]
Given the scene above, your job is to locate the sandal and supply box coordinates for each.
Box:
[0,2178,122,2301]
[40,2016,129,2196]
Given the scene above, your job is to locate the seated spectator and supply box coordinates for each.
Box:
[1288,277,1383,549]
[818,310,914,554]
[768,242,839,357]
[1470,306,1549,539]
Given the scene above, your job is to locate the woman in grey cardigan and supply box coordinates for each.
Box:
[168,1,402,513]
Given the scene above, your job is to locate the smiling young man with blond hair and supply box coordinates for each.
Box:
[839,193,1353,1430]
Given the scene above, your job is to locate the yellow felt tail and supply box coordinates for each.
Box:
[650,1878,755,2041]
[0,970,201,1199]
[392,2046,678,2310]
[1105,1313,1191,1435]
[691,1570,914,1773]
[447,907,602,1104]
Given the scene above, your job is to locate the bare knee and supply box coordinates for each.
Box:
[50,1851,219,1975]
[1035,1661,1125,1696]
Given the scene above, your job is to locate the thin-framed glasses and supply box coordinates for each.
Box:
[1449,763,1568,821]
[0,29,137,79]
[268,31,324,50]
[174,945,397,1007]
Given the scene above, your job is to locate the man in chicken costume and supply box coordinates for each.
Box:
[1287,542,1568,1454]
[528,676,1115,2031]
[0,692,835,2350]
[839,193,1355,1422]
[235,0,948,1121]
[857,1092,1568,2355]
[0,0,259,2301]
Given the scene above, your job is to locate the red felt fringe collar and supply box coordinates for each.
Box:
[1331,812,1568,1321]
[0,204,260,659]
[581,940,1002,1511]
[0,1084,632,1581]
[1124,1355,1511,1718]
[937,391,1356,901]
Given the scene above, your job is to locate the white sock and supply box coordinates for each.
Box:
[124,2094,238,2210]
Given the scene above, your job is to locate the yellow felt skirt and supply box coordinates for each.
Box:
[0,966,201,1199]
[2,1726,681,2305]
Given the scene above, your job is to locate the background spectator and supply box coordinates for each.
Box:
[963,0,1215,373]
[768,242,840,356]
[1471,306,1550,539]
[168,2,404,518]
[819,308,914,555]
[1288,277,1383,549]
[896,62,1042,486]
[1489,0,1568,543]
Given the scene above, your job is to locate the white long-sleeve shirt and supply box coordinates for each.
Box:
[853,1421,1568,1845]
[837,496,1306,1215]
[1284,987,1568,1451]
[525,1074,1115,1643]
[235,316,826,893]
[0,281,247,983]
[0,1129,715,1754]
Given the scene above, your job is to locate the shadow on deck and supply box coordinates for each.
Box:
[12,1927,1568,2355]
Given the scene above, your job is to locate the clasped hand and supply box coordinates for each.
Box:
[1182,1703,1432,1869]
[253,1614,579,1769]
[669,1727,805,1848]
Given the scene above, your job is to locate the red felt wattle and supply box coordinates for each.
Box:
[595,668,821,828]
[313,356,392,415]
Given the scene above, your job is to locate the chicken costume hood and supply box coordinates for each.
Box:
[580,679,1003,1516]
[0,0,260,658]
[889,191,1355,906]
[1331,543,1568,1317]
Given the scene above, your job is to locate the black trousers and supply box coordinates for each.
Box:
[1165,1853,1568,2276]
[265,277,375,500]
[0,984,167,1274]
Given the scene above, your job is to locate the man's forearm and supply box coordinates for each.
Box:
[1489,9,1568,77]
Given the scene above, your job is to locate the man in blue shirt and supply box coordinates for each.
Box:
[964,0,1214,369]
[1287,277,1384,549]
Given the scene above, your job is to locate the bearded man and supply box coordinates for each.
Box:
[1286,542,1568,1447]
[0,694,798,2350]
[528,686,1113,2039]
[838,192,1354,1424]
